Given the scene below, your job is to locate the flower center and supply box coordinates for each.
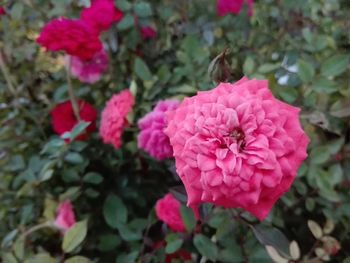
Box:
[221,127,246,151]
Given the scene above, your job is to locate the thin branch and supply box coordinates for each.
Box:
[65,56,80,121]
[0,51,17,96]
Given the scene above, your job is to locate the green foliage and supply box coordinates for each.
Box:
[1,0,350,262]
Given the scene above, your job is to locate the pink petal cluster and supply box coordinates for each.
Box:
[217,0,254,17]
[37,18,102,60]
[54,200,76,231]
[66,49,108,84]
[100,90,135,149]
[140,26,157,40]
[138,100,180,160]
[155,193,186,232]
[165,78,309,220]
[81,0,124,33]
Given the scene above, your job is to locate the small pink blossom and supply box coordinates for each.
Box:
[155,193,186,232]
[217,0,254,17]
[140,26,157,40]
[66,49,108,84]
[100,90,134,149]
[138,99,180,160]
[81,0,123,33]
[54,200,76,231]
[165,77,309,220]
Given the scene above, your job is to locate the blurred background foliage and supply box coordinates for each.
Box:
[0,0,350,262]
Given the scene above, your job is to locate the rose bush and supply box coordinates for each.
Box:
[1,0,350,262]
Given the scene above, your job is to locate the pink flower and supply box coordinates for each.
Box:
[100,90,134,149]
[165,78,309,220]
[66,49,108,84]
[54,200,76,231]
[37,18,102,60]
[138,100,180,160]
[81,0,123,33]
[217,0,254,17]
[155,193,186,232]
[140,26,157,40]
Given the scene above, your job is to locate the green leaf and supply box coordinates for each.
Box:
[116,251,139,263]
[180,205,196,232]
[70,121,90,141]
[25,254,56,263]
[2,253,18,263]
[118,223,142,241]
[64,152,84,164]
[321,55,349,77]
[243,56,255,75]
[165,239,183,254]
[134,57,152,81]
[10,3,24,20]
[250,225,290,258]
[103,194,127,229]
[64,256,92,263]
[117,13,134,30]
[298,59,315,83]
[310,146,331,164]
[257,63,279,74]
[62,220,88,253]
[193,234,218,261]
[13,238,24,260]
[97,234,121,252]
[83,172,103,184]
[134,2,153,17]
[1,229,18,248]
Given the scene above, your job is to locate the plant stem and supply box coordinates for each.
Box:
[65,56,80,121]
[0,51,17,96]
[20,221,54,239]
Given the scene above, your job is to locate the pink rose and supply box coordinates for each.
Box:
[54,200,76,231]
[155,193,186,232]
[100,90,135,149]
[140,26,157,40]
[138,99,180,160]
[66,49,108,84]
[165,78,309,220]
[81,0,123,33]
[217,0,254,17]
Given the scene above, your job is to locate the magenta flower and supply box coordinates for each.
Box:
[155,193,186,232]
[100,90,134,149]
[165,78,309,220]
[66,49,108,84]
[138,100,180,160]
[80,0,123,33]
[37,18,102,60]
[140,26,157,40]
[217,0,254,17]
[54,200,76,231]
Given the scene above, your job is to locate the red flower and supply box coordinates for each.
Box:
[0,7,6,16]
[165,250,192,263]
[51,100,97,141]
[81,0,123,33]
[37,18,102,60]
[140,26,157,40]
